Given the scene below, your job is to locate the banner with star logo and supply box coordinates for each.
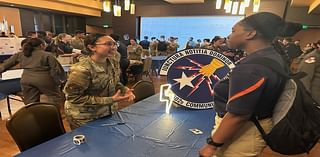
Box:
[160,49,235,109]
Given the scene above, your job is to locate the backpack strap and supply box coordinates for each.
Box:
[243,57,289,141]
[250,116,269,141]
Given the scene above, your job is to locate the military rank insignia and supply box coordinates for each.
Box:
[160,49,235,109]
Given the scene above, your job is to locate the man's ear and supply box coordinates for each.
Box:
[245,30,257,40]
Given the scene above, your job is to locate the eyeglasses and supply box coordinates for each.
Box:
[95,41,116,46]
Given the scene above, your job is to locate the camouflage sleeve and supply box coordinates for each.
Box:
[64,66,114,106]
[115,82,126,94]
[47,54,67,84]
[0,53,21,73]
[136,46,143,56]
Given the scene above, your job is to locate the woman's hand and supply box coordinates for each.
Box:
[112,88,135,102]
[112,90,130,102]
[199,144,217,157]
[123,87,135,102]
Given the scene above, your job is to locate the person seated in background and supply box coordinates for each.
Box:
[26,31,37,38]
[70,30,85,51]
[63,33,135,129]
[211,36,225,53]
[0,38,66,108]
[150,37,158,56]
[201,38,212,49]
[127,38,144,81]
[55,33,81,56]
[127,38,143,61]
[8,32,17,38]
[109,33,130,85]
[0,32,8,37]
[43,31,56,53]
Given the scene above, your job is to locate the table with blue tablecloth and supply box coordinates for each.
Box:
[151,56,167,76]
[16,94,215,157]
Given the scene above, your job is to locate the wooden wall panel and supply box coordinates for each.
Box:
[0,7,22,36]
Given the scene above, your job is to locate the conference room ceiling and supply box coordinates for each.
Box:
[163,0,204,4]
[134,0,319,14]
[291,0,320,14]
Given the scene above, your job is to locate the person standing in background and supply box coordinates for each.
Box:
[0,38,66,107]
[157,35,168,56]
[167,37,179,56]
[185,37,197,49]
[201,39,212,49]
[195,39,202,48]
[139,36,151,58]
[150,37,158,56]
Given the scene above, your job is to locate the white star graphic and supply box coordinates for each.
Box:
[173,72,195,90]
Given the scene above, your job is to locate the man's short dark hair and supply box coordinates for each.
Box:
[75,30,85,34]
[27,31,36,37]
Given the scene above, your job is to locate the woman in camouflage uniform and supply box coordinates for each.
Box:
[63,33,135,129]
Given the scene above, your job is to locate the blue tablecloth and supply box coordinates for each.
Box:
[0,54,12,62]
[151,56,167,76]
[16,94,215,157]
[0,78,21,99]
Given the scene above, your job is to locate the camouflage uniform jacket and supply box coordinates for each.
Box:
[298,49,320,104]
[127,45,143,60]
[149,41,158,56]
[167,42,179,56]
[70,37,85,50]
[64,56,124,122]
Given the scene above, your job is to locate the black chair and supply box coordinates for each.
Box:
[6,102,65,151]
[132,80,155,102]
[0,78,23,116]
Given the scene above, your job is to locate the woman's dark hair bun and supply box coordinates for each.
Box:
[241,12,302,41]
[23,38,44,57]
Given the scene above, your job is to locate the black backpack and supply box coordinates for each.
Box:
[158,41,168,51]
[248,57,320,155]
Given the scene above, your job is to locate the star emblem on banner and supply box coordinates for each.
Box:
[173,72,195,90]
